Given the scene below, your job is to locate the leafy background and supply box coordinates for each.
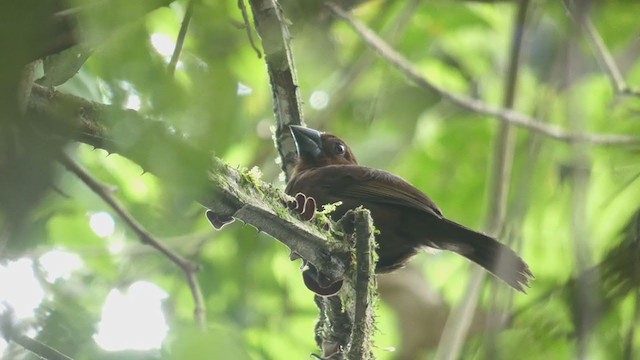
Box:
[1,0,640,359]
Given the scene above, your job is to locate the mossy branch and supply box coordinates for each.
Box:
[314,208,378,359]
[27,84,349,285]
[347,208,377,360]
[245,2,380,356]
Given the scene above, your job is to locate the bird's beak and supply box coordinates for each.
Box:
[290,125,323,160]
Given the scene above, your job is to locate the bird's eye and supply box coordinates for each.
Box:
[335,143,346,155]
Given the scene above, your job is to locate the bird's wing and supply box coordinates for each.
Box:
[318,165,444,218]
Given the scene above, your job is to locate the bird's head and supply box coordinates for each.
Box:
[289,125,358,173]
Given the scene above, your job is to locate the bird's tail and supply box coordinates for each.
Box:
[432,219,533,292]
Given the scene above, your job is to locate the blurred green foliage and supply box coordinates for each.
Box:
[1,0,640,359]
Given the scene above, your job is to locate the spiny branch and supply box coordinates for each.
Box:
[248,0,305,179]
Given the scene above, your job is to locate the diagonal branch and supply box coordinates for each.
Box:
[583,19,635,96]
[27,84,349,289]
[326,3,640,147]
[563,1,640,97]
[7,333,73,360]
[311,0,423,128]
[57,152,207,328]
[168,0,195,75]
[1,309,74,359]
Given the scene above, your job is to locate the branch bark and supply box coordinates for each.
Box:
[346,209,377,360]
[249,0,305,179]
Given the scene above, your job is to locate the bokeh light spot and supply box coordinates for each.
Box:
[94,281,169,351]
[309,90,330,110]
[89,212,115,238]
[39,250,83,282]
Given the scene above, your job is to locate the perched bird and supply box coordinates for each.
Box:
[286,125,533,295]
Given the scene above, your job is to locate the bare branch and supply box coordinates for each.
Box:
[563,2,640,97]
[57,153,208,328]
[586,20,640,97]
[311,0,423,128]
[565,3,599,356]
[326,3,640,147]
[9,334,74,360]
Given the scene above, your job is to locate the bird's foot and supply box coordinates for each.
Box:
[286,193,343,295]
[302,261,343,296]
[286,192,316,221]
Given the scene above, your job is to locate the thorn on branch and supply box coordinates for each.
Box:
[205,210,235,229]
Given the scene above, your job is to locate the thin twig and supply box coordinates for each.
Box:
[568,4,599,357]
[566,4,640,97]
[238,0,262,58]
[11,333,74,360]
[185,271,206,325]
[168,0,195,75]
[311,0,420,127]
[483,1,531,355]
[1,309,74,360]
[326,3,640,147]
[583,19,628,94]
[57,152,207,329]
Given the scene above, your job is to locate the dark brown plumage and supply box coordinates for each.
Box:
[286,125,533,294]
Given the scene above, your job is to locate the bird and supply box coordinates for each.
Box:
[285,125,533,295]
